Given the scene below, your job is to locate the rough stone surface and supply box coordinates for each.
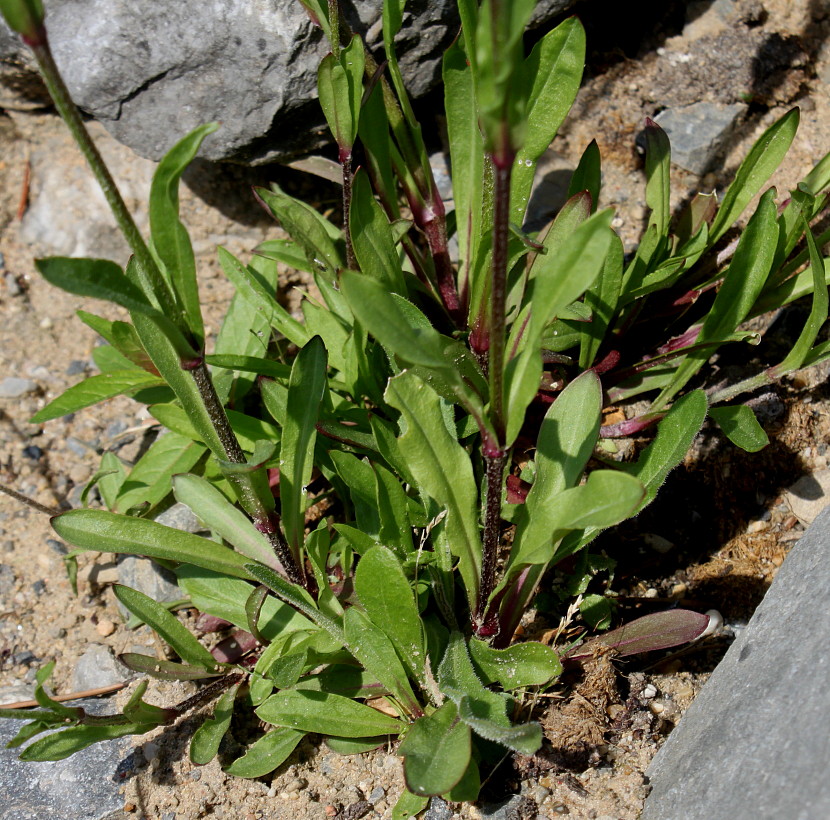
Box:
[0,0,575,164]
[0,699,135,820]
[71,643,133,691]
[654,102,746,175]
[116,555,183,612]
[641,506,830,820]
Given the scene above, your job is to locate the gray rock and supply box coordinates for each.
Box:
[154,502,203,534]
[480,794,536,819]
[116,555,183,610]
[425,796,454,820]
[1,0,575,164]
[783,469,830,526]
[0,377,38,398]
[0,699,136,820]
[72,644,133,691]
[655,102,746,175]
[641,506,830,820]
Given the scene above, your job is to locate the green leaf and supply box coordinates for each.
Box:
[172,474,282,570]
[643,118,672,243]
[510,17,586,223]
[350,169,406,294]
[399,700,471,797]
[621,390,708,511]
[581,231,623,368]
[30,370,164,423]
[52,509,254,579]
[373,463,413,555]
[36,257,159,316]
[439,633,542,755]
[19,723,154,761]
[505,209,613,444]
[190,682,240,765]
[217,246,310,347]
[654,188,778,409]
[95,452,127,509]
[444,37,484,283]
[512,371,602,568]
[281,336,327,556]
[256,690,403,737]
[113,432,204,513]
[709,108,799,244]
[774,218,828,373]
[384,373,481,611]
[392,790,430,820]
[318,35,364,149]
[114,585,218,668]
[150,123,218,343]
[468,639,562,689]
[567,139,601,210]
[77,311,158,374]
[175,566,313,641]
[118,653,225,681]
[709,405,769,452]
[344,607,420,716]
[256,186,344,276]
[223,727,305,778]
[341,273,490,431]
[326,735,388,755]
[245,562,345,645]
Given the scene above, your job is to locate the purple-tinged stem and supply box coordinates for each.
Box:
[340,148,357,270]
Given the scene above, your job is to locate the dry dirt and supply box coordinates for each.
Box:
[1,1,830,818]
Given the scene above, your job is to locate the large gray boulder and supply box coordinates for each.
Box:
[0,0,576,164]
[641,505,830,820]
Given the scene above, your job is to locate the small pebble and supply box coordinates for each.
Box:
[46,538,67,555]
[4,272,21,296]
[642,683,658,699]
[124,804,137,813]
[96,619,116,637]
[39,317,53,330]
[368,786,385,804]
[644,588,658,599]
[324,807,337,818]
[0,377,38,398]
[670,582,687,596]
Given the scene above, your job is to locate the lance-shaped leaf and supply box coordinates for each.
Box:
[653,189,778,410]
[114,585,218,668]
[510,16,586,223]
[176,566,313,641]
[344,607,421,717]
[113,432,204,513]
[53,509,254,579]
[172,474,282,571]
[709,405,769,453]
[318,35,364,150]
[189,682,240,766]
[256,690,403,737]
[504,209,613,445]
[353,546,426,687]
[774,217,828,374]
[564,609,713,662]
[398,701,471,797]
[341,273,491,434]
[256,186,344,276]
[30,370,165,423]
[223,727,305,778]
[350,169,407,294]
[119,654,225,681]
[245,562,345,646]
[217,246,309,347]
[567,139,602,208]
[281,335,327,557]
[709,107,799,244]
[19,724,155,762]
[150,123,218,343]
[385,373,482,611]
[511,371,602,569]
[77,311,157,374]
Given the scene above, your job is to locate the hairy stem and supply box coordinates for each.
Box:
[474,451,507,635]
[189,362,307,588]
[341,149,357,270]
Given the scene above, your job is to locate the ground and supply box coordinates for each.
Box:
[1,1,829,818]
